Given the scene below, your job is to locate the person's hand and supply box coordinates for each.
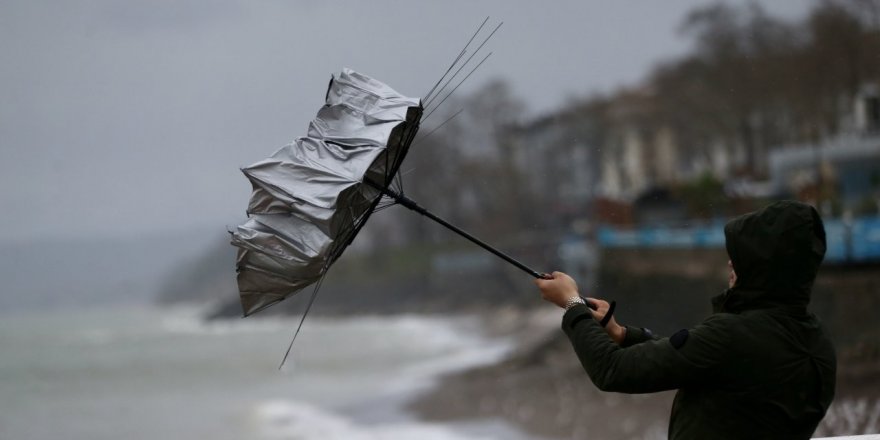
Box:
[534,271,579,308]
[586,297,626,345]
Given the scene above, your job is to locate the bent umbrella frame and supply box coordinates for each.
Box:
[231,67,547,307]
[229,18,571,366]
[230,69,548,365]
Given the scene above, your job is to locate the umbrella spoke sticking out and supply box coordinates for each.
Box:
[419,17,500,140]
[278,269,328,369]
[422,16,490,103]
[422,51,493,124]
[231,68,422,321]
[414,108,464,146]
[232,67,546,367]
[423,21,503,111]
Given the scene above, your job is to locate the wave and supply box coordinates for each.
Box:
[156,306,521,438]
[249,399,499,440]
[157,307,501,354]
[158,305,294,335]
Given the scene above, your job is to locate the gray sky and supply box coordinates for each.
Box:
[0,0,813,242]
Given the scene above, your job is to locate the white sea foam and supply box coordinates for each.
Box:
[159,308,293,335]
[250,399,497,440]
[0,306,527,440]
[78,328,115,345]
[389,333,512,395]
[157,307,481,339]
[240,314,517,439]
[815,397,880,437]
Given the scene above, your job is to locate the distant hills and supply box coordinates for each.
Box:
[0,228,221,313]
[157,233,547,319]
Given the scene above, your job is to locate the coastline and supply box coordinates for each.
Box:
[407,308,880,439]
[406,307,673,439]
[0,305,549,440]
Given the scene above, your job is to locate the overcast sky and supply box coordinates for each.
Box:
[0,0,813,242]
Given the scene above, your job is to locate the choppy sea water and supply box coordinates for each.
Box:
[0,306,533,440]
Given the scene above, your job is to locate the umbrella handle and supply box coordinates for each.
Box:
[364,178,550,279]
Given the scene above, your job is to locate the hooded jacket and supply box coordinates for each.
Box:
[562,201,836,439]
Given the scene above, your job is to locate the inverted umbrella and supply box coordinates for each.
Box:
[230,69,423,316]
[230,69,552,364]
[231,67,547,314]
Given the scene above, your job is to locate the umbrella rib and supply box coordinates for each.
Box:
[423,16,489,102]
[375,197,395,209]
[395,113,422,194]
[385,151,391,189]
[391,172,411,198]
[414,108,464,146]
[373,201,398,213]
[279,271,328,369]
[424,49,466,105]
[325,204,371,265]
[422,52,493,123]
[276,215,358,368]
[423,21,502,110]
[393,151,403,193]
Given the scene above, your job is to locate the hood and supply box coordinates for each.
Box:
[715,200,826,313]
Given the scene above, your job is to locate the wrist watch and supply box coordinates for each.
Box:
[563,296,586,310]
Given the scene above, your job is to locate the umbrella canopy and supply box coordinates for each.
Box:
[230,68,422,316]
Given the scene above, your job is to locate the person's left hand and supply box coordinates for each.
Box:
[534,271,579,308]
[586,297,625,344]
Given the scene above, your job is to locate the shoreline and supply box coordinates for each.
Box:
[407,308,880,439]
[405,307,673,439]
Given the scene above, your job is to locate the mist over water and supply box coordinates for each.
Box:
[0,305,530,440]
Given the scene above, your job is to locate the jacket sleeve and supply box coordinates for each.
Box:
[562,304,735,394]
[621,325,658,348]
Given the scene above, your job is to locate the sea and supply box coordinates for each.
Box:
[0,305,537,440]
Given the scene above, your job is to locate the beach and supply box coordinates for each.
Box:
[4,304,877,439]
[410,309,880,439]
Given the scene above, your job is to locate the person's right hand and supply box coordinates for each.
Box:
[586,297,626,345]
[535,271,580,309]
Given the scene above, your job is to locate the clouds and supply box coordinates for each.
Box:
[96,0,245,35]
[0,0,812,241]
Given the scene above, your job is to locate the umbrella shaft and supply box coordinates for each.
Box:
[365,179,547,279]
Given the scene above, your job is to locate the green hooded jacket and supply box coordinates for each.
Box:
[562,201,836,439]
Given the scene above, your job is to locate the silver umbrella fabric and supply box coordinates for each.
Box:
[230,68,422,316]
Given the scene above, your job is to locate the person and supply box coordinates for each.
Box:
[535,200,836,439]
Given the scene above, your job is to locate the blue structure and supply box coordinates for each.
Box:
[598,216,880,264]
